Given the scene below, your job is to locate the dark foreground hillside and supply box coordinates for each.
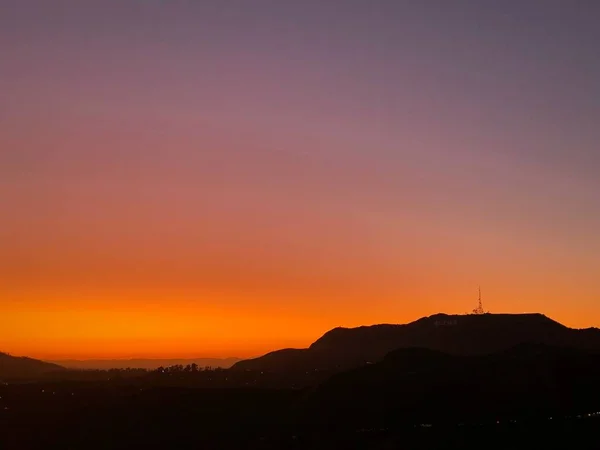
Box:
[1,343,600,449]
[300,343,600,427]
[1,382,599,449]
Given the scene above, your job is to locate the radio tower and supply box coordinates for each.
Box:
[472,286,485,315]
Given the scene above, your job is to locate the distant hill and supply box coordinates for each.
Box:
[299,342,600,427]
[0,352,64,379]
[232,313,600,373]
[50,357,242,370]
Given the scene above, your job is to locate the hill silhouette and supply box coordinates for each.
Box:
[0,352,63,379]
[2,341,600,449]
[232,313,600,373]
[298,342,600,428]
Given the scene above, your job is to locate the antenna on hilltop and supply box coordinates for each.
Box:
[472,286,487,315]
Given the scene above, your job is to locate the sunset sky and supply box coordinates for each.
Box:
[1,1,599,360]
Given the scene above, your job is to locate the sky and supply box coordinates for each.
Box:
[1,0,599,360]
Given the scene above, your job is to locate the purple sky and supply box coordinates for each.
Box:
[1,0,599,357]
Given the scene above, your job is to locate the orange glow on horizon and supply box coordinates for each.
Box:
[2,283,598,361]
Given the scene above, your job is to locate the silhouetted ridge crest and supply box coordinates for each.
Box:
[309,324,403,350]
[232,313,600,373]
[0,352,64,379]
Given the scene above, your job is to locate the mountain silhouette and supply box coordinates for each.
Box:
[298,342,600,427]
[0,352,64,379]
[232,313,600,373]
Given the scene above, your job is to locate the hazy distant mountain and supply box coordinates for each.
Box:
[0,352,64,379]
[232,313,600,373]
[50,357,242,370]
[300,343,600,427]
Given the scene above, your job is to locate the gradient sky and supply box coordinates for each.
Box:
[1,0,599,360]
